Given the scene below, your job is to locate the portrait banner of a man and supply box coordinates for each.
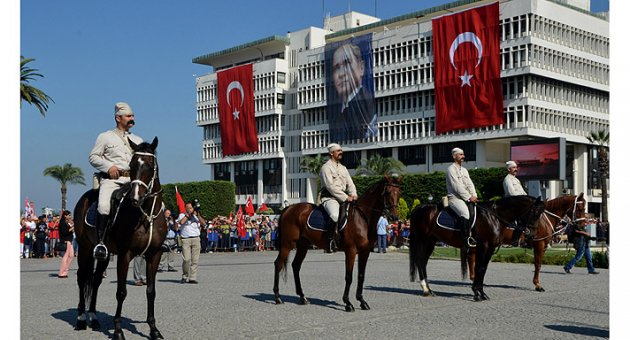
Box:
[325,33,377,143]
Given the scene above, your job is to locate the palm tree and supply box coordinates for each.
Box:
[355,154,405,176]
[300,154,327,189]
[21,56,54,116]
[43,163,86,211]
[587,129,609,222]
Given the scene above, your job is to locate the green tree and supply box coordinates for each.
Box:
[355,154,405,176]
[398,197,409,221]
[411,198,421,212]
[587,129,609,222]
[43,163,86,211]
[21,56,54,116]
[300,154,327,193]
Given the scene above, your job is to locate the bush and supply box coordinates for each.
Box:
[162,181,235,218]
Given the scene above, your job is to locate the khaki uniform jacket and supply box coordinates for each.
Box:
[89,129,143,173]
[503,173,527,196]
[319,159,357,202]
[446,163,476,201]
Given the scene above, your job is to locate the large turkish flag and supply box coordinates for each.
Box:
[432,2,504,134]
[217,64,258,156]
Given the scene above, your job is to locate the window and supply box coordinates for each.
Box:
[432,141,476,164]
[399,145,426,165]
[277,93,285,106]
[277,72,286,84]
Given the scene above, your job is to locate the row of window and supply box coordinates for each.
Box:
[196,72,287,104]
[196,93,284,122]
[527,75,608,112]
[529,44,608,85]
[531,14,608,58]
[203,136,281,160]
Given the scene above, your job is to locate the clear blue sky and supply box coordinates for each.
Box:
[20,0,609,213]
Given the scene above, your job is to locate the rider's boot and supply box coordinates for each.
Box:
[325,219,337,253]
[511,227,523,247]
[459,217,476,247]
[93,213,110,261]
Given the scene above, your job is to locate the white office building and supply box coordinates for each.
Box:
[193,0,608,215]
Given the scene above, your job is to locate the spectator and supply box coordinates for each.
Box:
[34,216,48,258]
[133,255,147,286]
[207,221,218,253]
[564,221,599,275]
[48,215,60,257]
[220,219,230,251]
[158,209,178,273]
[376,214,388,253]
[57,210,74,278]
[177,201,205,284]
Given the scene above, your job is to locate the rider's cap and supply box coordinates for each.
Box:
[114,102,133,116]
[506,160,518,169]
[451,147,464,156]
[327,143,342,152]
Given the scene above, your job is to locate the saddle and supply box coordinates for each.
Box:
[436,205,477,232]
[307,204,349,232]
[85,183,131,227]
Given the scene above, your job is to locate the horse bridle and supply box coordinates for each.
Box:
[484,198,544,230]
[536,196,586,240]
[351,181,399,223]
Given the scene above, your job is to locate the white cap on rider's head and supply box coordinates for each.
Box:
[451,147,464,156]
[506,160,518,169]
[114,102,133,116]
[327,143,342,152]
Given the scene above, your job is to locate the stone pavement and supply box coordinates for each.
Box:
[21,250,609,339]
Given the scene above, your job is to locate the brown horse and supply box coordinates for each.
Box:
[273,176,402,311]
[469,193,587,292]
[409,195,545,301]
[73,137,167,340]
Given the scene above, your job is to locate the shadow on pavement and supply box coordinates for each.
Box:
[545,324,609,338]
[51,309,147,339]
[365,285,472,300]
[243,293,343,310]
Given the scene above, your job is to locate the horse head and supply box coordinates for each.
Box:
[128,137,159,207]
[523,196,546,230]
[382,174,403,221]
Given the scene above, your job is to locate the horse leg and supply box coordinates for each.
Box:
[273,245,291,304]
[113,252,133,340]
[472,245,493,301]
[532,240,546,292]
[75,248,93,330]
[145,252,164,340]
[419,241,436,297]
[356,249,371,310]
[291,239,310,305]
[87,256,109,330]
[342,249,357,312]
[467,248,476,282]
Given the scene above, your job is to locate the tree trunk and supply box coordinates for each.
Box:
[61,186,67,211]
[599,146,608,222]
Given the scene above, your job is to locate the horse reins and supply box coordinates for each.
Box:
[531,196,586,242]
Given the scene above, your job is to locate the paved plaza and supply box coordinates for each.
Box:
[21,250,609,339]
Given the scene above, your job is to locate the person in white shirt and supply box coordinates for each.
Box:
[88,102,143,261]
[503,161,527,196]
[445,147,478,247]
[177,201,206,284]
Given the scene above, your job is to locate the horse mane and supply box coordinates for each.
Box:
[359,179,387,198]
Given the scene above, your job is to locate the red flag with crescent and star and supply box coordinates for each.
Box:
[432,2,504,134]
[217,63,258,156]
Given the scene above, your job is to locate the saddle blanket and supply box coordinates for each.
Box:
[307,205,347,232]
[436,206,477,231]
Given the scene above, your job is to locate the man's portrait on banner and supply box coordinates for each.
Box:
[325,34,377,143]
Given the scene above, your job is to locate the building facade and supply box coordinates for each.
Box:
[193,0,609,215]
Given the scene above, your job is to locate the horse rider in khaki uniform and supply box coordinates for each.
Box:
[446,147,478,247]
[88,102,143,261]
[503,160,528,246]
[319,143,357,253]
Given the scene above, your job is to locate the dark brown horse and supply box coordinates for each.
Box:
[73,137,167,340]
[273,176,402,311]
[468,193,587,292]
[409,195,545,301]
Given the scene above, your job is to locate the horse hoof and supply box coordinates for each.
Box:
[422,291,433,297]
[345,304,355,312]
[112,331,126,340]
[275,298,284,304]
[298,297,309,305]
[89,319,101,330]
[360,301,370,310]
[150,329,164,340]
[535,287,545,292]
[74,319,87,331]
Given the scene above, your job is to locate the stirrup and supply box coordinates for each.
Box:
[93,243,109,261]
[467,236,477,247]
[326,239,337,253]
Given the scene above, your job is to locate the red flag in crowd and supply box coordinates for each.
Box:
[432,2,504,134]
[259,203,268,213]
[23,198,31,218]
[175,186,186,215]
[245,196,255,216]
[237,207,246,238]
[217,63,259,156]
[236,205,243,221]
[229,211,234,222]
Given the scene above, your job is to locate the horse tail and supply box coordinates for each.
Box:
[408,206,420,282]
[460,246,468,281]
